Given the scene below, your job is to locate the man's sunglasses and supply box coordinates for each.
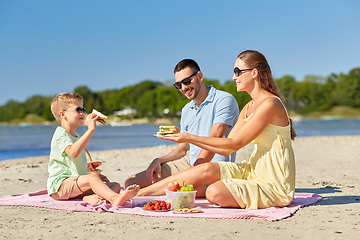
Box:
[234,67,254,77]
[173,71,198,89]
[63,107,86,114]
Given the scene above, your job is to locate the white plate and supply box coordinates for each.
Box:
[142,207,170,212]
[154,134,174,138]
[172,209,203,214]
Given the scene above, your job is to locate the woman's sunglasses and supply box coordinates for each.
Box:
[173,71,198,89]
[234,67,254,77]
[63,107,86,114]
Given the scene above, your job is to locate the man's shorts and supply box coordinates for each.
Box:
[51,176,84,200]
[160,154,209,197]
[160,154,191,179]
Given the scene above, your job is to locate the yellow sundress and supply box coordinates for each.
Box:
[218,98,296,209]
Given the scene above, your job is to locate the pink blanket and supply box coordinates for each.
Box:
[0,190,322,221]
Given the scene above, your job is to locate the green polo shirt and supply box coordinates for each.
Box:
[47,126,87,195]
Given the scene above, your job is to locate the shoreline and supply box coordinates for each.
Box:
[1,135,360,239]
[1,133,360,163]
[2,113,360,127]
[0,117,180,127]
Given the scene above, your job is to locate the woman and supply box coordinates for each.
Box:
[137,50,296,209]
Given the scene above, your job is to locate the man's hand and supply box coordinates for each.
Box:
[99,174,110,183]
[145,158,162,184]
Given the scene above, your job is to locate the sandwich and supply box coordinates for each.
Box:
[92,109,107,125]
[157,125,180,136]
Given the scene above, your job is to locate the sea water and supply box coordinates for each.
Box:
[0,124,175,161]
[1,118,359,161]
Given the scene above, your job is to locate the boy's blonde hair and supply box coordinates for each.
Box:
[51,93,83,122]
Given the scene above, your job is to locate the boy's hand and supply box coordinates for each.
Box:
[85,113,99,131]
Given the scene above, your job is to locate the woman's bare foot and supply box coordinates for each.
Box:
[83,194,102,205]
[112,184,140,206]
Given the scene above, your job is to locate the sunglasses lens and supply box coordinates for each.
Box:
[182,78,192,86]
[174,72,197,89]
[234,67,240,77]
[174,78,191,89]
[76,107,86,113]
[174,82,182,89]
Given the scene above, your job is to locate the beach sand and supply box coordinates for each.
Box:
[1,135,359,239]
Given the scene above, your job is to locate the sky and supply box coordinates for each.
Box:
[1,0,359,106]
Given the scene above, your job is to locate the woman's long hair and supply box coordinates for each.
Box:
[238,50,297,140]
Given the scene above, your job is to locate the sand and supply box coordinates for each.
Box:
[1,135,360,240]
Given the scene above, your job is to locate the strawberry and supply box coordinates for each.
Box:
[166,203,171,210]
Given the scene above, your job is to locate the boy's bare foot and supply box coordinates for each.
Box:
[83,194,102,205]
[112,184,140,206]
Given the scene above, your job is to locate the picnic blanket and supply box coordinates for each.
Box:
[0,190,322,221]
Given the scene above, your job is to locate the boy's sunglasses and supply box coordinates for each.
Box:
[63,107,86,114]
[234,67,254,77]
[173,71,198,89]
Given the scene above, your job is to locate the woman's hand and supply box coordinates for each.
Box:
[160,133,191,143]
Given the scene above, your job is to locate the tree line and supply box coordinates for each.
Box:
[1,67,359,123]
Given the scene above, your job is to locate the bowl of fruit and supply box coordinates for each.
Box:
[165,181,196,210]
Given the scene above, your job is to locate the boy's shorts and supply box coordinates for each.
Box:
[51,176,84,200]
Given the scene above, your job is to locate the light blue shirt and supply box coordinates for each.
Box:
[180,86,239,165]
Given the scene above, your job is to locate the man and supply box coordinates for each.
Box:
[124,59,239,195]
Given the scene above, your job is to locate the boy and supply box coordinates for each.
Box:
[47,93,139,206]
